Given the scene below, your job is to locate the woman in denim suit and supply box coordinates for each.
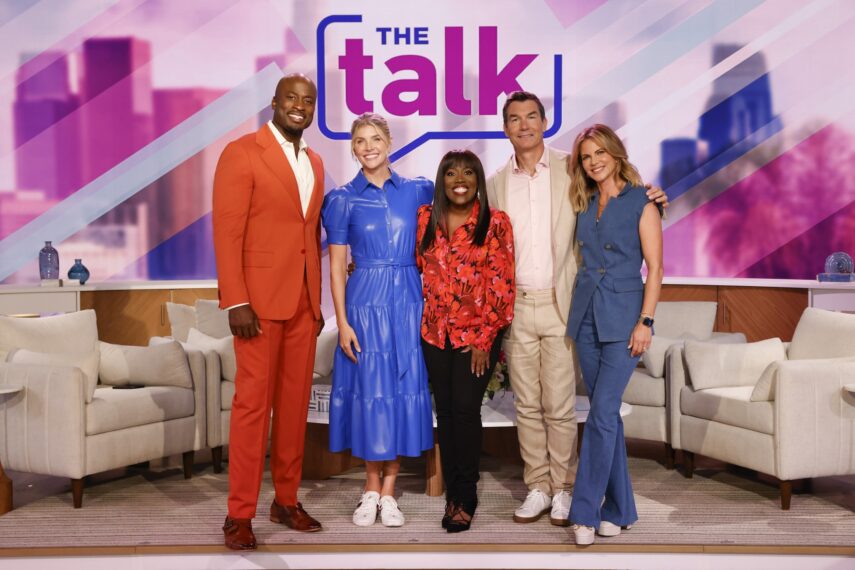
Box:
[564,124,663,545]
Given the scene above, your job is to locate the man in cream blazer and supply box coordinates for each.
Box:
[486,91,579,526]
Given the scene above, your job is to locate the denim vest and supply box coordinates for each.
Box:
[566,183,649,342]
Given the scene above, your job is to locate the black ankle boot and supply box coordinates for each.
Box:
[447,497,477,533]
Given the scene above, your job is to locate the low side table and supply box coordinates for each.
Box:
[0,386,23,515]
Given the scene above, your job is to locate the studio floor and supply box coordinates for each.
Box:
[1,442,854,569]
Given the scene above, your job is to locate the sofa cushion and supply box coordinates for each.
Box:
[749,361,779,402]
[314,327,338,377]
[654,302,717,340]
[221,379,235,411]
[641,335,685,378]
[623,367,665,407]
[0,310,98,355]
[166,302,195,343]
[684,338,786,390]
[7,348,100,403]
[86,385,195,435]
[186,328,236,381]
[99,341,192,389]
[195,300,231,339]
[681,385,774,434]
[789,308,855,360]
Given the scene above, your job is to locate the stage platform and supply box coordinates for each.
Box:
[0,443,853,569]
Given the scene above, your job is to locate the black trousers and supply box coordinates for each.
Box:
[421,333,504,503]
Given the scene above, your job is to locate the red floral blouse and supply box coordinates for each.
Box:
[416,201,516,352]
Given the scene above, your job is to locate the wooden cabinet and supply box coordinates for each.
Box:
[717,286,807,342]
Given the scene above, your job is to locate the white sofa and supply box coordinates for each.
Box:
[0,310,206,508]
[671,307,855,509]
[612,302,745,468]
[159,300,338,472]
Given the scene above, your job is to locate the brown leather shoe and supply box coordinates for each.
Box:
[223,516,257,550]
[270,500,322,532]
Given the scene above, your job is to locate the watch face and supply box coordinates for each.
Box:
[642,317,654,327]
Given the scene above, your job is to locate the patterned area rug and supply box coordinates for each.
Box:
[1,455,854,549]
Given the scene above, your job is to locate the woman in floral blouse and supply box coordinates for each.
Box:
[416,149,516,532]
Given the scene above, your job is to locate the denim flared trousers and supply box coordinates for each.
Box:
[568,303,639,528]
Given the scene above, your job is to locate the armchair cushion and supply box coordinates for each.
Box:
[684,338,786,390]
[654,302,717,340]
[641,335,686,378]
[99,340,192,389]
[186,328,236,381]
[195,300,231,339]
[86,385,195,435]
[789,307,855,360]
[0,309,98,355]
[749,361,780,402]
[7,348,99,403]
[165,302,195,343]
[623,367,665,407]
[681,385,774,434]
[314,327,338,377]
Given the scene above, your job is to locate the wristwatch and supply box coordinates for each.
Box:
[639,315,654,328]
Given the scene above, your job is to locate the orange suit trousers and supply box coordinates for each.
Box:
[227,280,317,519]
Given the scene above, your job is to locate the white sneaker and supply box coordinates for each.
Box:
[549,490,571,526]
[513,488,552,523]
[572,524,595,545]
[378,495,405,527]
[352,491,380,527]
[598,520,631,537]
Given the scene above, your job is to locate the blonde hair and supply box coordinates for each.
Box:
[568,124,643,213]
[350,112,392,156]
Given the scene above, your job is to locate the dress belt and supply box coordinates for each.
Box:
[351,255,417,379]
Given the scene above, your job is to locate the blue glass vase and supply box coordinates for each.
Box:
[67,259,90,285]
[39,241,59,279]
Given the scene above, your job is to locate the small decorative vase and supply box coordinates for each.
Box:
[39,241,59,279]
[67,259,90,285]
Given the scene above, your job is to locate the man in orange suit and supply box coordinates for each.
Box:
[213,73,325,550]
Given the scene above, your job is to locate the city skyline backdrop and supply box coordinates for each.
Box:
[1,0,855,294]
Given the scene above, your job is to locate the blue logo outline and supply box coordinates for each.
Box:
[316,14,563,162]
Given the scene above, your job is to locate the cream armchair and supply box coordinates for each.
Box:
[159,300,338,473]
[0,310,206,508]
[618,302,745,468]
[671,307,855,509]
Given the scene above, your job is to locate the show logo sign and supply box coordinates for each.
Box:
[316,15,563,160]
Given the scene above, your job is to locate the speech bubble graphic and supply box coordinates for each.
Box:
[316,14,563,162]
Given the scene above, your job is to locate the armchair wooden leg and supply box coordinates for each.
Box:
[182,451,194,480]
[0,462,13,515]
[71,478,84,509]
[780,480,792,510]
[212,446,223,474]
[664,444,675,470]
[683,451,694,478]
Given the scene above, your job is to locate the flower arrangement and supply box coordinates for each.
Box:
[484,349,511,402]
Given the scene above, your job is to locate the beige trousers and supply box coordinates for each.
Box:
[504,288,578,494]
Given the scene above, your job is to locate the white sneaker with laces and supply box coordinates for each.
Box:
[572,524,595,545]
[598,520,631,537]
[549,490,571,526]
[352,491,380,527]
[513,488,552,523]
[379,495,405,527]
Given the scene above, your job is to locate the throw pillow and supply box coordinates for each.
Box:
[194,300,231,339]
[186,328,236,382]
[684,338,786,391]
[165,302,196,343]
[99,340,192,389]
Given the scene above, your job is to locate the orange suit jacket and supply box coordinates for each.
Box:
[212,125,324,321]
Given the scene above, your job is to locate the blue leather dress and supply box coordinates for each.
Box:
[321,169,435,461]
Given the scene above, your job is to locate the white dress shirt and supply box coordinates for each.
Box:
[505,148,554,291]
[267,120,315,216]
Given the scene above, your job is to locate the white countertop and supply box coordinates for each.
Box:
[1,277,853,294]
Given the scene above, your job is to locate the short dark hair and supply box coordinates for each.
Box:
[502,91,545,124]
[419,150,491,254]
